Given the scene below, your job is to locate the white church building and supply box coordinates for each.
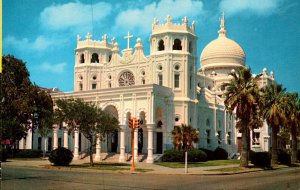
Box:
[19,15,275,163]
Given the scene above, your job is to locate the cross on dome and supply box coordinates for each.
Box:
[218,12,227,37]
[124,31,133,49]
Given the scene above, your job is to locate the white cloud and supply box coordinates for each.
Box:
[40,62,67,74]
[40,1,112,31]
[114,0,204,35]
[219,0,283,16]
[3,35,58,51]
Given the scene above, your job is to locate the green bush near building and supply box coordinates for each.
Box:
[162,149,207,162]
[250,151,271,168]
[0,147,8,162]
[49,147,73,166]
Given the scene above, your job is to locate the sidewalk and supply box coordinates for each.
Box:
[2,159,285,175]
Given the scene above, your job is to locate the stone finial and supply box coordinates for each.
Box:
[191,20,195,31]
[153,17,159,25]
[112,42,119,53]
[111,37,116,44]
[86,32,92,40]
[135,38,143,49]
[182,16,188,24]
[102,34,108,42]
[77,34,81,41]
[263,68,267,74]
[166,15,172,24]
[270,71,274,78]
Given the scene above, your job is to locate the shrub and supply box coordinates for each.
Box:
[251,152,271,168]
[188,149,207,162]
[14,150,42,158]
[0,147,8,162]
[49,147,73,166]
[162,150,183,162]
[277,149,291,166]
[199,148,214,160]
[213,147,228,160]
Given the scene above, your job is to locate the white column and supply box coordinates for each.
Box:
[146,124,154,163]
[19,138,24,149]
[53,127,58,150]
[95,134,101,161]
[119,125,126,162]
[26,129,33,149]
[63,128,68,149]
[74,129,79,160]
[134,128,138,162]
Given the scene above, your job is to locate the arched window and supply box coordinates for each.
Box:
[158,39,165,51]
[108,82,111,88]
[79,83,83,91]
[108,54,112,62]
[80,54,85,63]
[206,119,210,127]
[91,53,99,63]
[158,74,163,85]
[189,41,193,53]
[174,74,180,88]
[142,78,145,84]
[173,39,182,50]
[92,83,97,90]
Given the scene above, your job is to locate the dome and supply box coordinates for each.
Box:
[200,16,245,69]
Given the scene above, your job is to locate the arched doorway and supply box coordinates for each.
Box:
[104,105,119,152]
[156,107,163,154]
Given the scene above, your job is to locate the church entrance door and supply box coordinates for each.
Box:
[156,132,163,154]
[138,128,143,153]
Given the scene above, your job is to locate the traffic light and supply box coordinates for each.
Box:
[134,119,140,128]
[129,118,133,128]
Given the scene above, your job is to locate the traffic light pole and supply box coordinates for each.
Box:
[130,119,135,172]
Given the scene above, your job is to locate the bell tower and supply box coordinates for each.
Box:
[74,33,114,92]
[149,15,198,126]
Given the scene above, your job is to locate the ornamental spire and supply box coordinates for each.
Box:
[218,12,227,37]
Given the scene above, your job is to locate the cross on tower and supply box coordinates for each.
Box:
[124,31,133,49]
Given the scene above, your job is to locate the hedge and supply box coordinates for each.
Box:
[277,149,291,166]
[250,151,271,168]
[162,149,207,162]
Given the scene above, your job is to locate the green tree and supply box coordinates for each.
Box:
[0,55,37,148]
[171,124,199,151]
[222,67,262,167]
[54,99,119,166]
[284,92,300,163]
[261,83,287,165]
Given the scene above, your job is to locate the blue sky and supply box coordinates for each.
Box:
[3,0,300,93]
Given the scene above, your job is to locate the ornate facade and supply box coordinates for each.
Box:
[20,15,275,162]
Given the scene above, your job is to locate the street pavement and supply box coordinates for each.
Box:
[2,164,300,190]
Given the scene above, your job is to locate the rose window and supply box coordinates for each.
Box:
[118,71,135,86]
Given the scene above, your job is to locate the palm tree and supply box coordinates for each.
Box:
[261,83,287,165]
[284,92,300,163]
[171,124,199,151]
[222,67,261,167]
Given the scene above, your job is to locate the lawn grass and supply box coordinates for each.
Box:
[205,166,254,172]
[9,157,45,161]
[44,162,153,173]
[156,159,240,168]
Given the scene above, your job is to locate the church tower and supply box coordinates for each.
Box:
[149,16,198,126]
[74,33,114,92]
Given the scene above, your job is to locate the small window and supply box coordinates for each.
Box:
[141,71,145,75]
[158,65,163,70]
[206,119,210,127]
[252,132,260,145]
[79,75,83,80]
[108,82,111,88]
[227,132,231,145]
[174,74,180,88]
[158,39,165,51]
[38,137,42,150]
[92,76,97,80]
[206,129,210,144]
[158,74,163,85]
[92,83,97,89]
[91,53,99,63]
[174,65,180,70]
[80,54,85,63]
[142,78,145,84]
[175,116,180,122]
[173,39,182,50]
[108,75,112,79]
[157,120,163,128]
[79,83,83,91]
[108,54,112,62]
[217,131,222,144]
